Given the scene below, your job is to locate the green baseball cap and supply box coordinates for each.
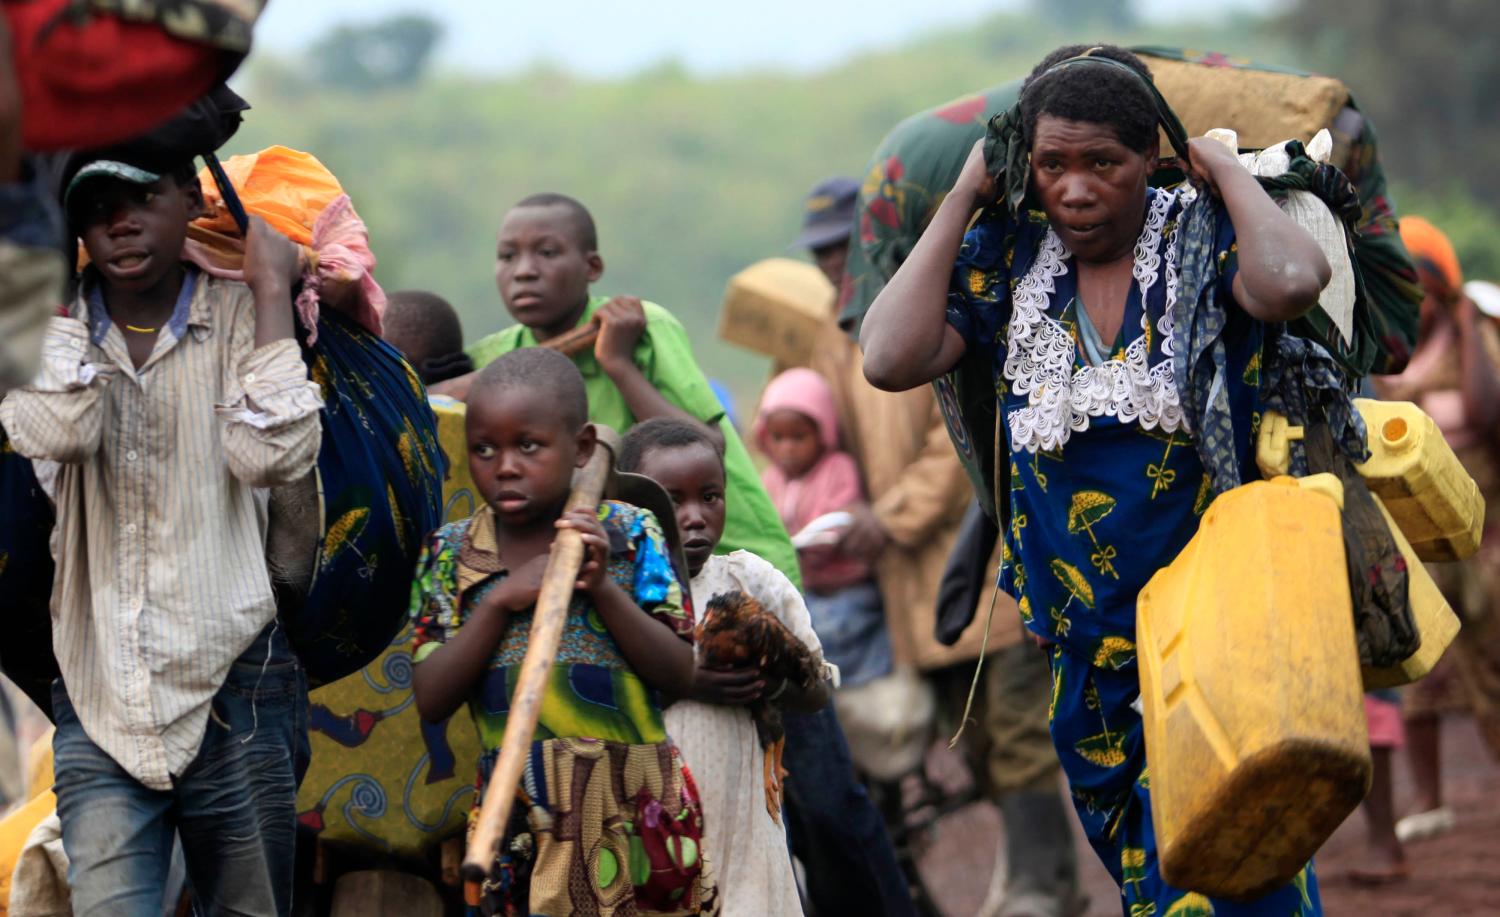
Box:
[63,160,164,210]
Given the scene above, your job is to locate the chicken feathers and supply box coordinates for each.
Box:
[695,590,825,824]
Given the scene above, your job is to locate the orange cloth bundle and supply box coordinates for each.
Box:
[184,146,385,341]
[1398,215,1462,302]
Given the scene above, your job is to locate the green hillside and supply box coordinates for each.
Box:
[230,12,1320,401]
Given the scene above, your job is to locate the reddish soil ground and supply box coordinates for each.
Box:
[915,714,1499,916]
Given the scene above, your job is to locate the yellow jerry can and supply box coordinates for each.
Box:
[1361,495,1462,689]
[1137,476,1372,901]
[1353,398,1485,562]
[1256,406,1467,689]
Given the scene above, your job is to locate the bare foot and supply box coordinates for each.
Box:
[1349,839,1408,885]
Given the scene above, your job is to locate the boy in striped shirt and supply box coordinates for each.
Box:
[0,148,323,916]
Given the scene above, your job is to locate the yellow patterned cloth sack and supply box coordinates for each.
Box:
[295,396,482,857]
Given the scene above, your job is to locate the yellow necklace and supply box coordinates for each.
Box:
[124,324,158,334]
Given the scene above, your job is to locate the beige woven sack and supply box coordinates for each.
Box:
[1148,54,1350,151]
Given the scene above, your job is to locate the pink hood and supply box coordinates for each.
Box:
[754,367,841,454]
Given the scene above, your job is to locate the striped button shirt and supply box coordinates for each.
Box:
[0,269,323,789]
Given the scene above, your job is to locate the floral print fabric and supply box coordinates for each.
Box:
[946,189,1320,914]
[409,501,715,915]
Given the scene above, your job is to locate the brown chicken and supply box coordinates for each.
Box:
[695,589,826,825]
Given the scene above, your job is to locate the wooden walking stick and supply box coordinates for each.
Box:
[461,424,621,904]
[539,319,601,358]
[428,321,600,403]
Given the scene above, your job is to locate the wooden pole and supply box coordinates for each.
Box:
[427,321,598,403]
[461,426,619,902]
[540,320,600,358]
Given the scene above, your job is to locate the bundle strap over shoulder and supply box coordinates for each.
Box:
[1172,150,1371,498]
[945,50,1192,526]
[982,49,1193,212]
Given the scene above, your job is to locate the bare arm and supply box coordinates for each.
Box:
[689,663,829,713]
[1187,138,1331,323]
[411,548,561,723]
[591,576,696,696]
[860,141,991,392]
[594,296,726,452]
[412,589,513,723]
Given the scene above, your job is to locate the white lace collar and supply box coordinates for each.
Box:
[1003,186,1193,453]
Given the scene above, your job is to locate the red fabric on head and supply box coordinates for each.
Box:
[9,2,224,151]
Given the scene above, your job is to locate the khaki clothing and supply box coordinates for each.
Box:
[807,322,1019,670]
[0,240,63,392]
[934,642,1060,795]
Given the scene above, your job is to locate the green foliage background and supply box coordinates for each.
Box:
[230,8,1497,402]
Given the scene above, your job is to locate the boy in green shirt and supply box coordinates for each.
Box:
[464,192,799,586]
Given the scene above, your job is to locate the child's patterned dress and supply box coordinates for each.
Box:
[411,501,718,916]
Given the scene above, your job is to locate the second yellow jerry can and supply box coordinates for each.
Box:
[1354,398,1485,561]
[1137,476,1372,901]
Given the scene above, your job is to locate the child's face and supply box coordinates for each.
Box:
[466,386,595,529]
[495,205,603,340]
[763,409,823,479]
[634,443,727,578]
[74,176,203,295]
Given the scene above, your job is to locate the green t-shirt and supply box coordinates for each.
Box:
[468,295,801,588]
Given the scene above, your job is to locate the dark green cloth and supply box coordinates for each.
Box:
[840,82,1020,335]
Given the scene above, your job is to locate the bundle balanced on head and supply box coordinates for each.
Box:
[861,44,1333,916]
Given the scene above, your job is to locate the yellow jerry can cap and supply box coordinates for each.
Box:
[1256,411,1306,479]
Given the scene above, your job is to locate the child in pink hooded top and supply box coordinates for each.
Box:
[755,368,891,686]
[755,367,871,593]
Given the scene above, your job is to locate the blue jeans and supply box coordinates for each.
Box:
[51,623,310,917]
[782,703,915,917]
[804,581,893,688]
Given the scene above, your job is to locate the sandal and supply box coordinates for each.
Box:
[1395,806,1455,843]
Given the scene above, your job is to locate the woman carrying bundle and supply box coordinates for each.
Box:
[860,44,1332,914]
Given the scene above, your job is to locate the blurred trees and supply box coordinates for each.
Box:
[235,5,1500,393]
[1035,0,1135,29]
[312,14,443,91]
[1283,0,1500,208]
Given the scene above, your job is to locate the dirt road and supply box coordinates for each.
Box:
[916,713,1499,915]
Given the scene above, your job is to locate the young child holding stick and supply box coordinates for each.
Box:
[408,347,717,916]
